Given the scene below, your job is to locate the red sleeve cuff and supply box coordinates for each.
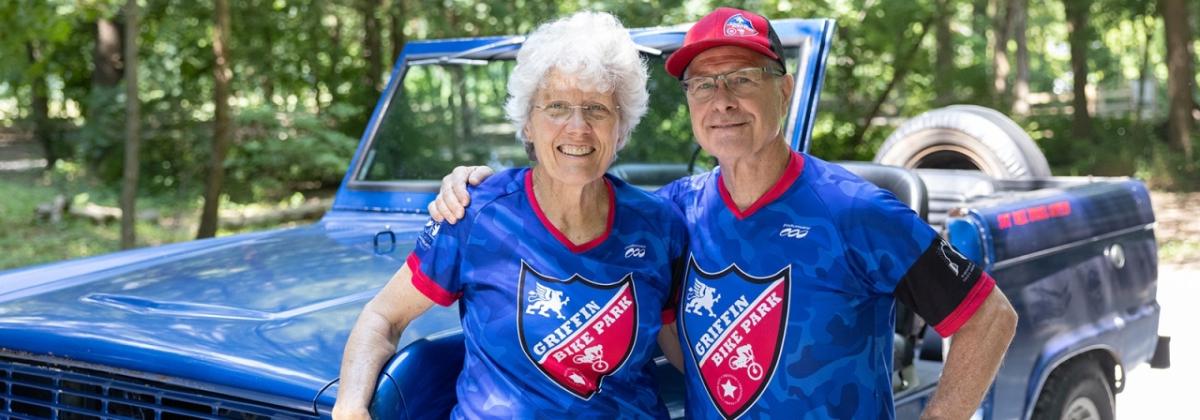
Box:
[406,253,460,307]
[932,272,996,337]
[661,308,676,325]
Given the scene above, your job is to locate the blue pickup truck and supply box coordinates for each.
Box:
[0,18,1168,420]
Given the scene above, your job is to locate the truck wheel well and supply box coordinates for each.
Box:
[1032,352,1117,420]
[1044,349,1122,398]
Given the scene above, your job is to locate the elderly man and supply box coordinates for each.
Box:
[431,7,1017,419]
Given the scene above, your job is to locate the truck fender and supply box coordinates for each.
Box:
[1023,345,1121,420]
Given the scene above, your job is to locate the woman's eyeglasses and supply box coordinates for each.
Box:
[533,101,619,124]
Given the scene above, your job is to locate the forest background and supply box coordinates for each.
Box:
[0,0,1197,269]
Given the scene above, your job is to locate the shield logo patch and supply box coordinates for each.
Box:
[680,256,790,419]
[516,261,638,399]
[723,13,759,37]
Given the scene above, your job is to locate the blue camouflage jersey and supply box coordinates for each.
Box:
[407,168,687,419]
[658,150,996,419]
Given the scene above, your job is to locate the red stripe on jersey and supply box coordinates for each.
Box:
[933,272,997,336]
[406,252,461,306]
[661,308,677,325]
[718,149,805,220]
[525,170,615,254]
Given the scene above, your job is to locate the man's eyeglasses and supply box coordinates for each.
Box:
[533,101,619,124]
[681,67,786,102]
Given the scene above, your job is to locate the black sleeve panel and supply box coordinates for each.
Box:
[894,238,984,328]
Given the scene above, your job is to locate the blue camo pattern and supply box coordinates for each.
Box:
[659,152,936,419]
[411,168,686,419]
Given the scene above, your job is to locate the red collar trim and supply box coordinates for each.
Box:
[718,150,805,220]
[525,170,615,254]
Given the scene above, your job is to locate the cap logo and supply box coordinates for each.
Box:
[723,14,759,37]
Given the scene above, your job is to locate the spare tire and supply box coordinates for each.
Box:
[874,105,1051,179]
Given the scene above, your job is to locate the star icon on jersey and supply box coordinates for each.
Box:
[721,379,738,398]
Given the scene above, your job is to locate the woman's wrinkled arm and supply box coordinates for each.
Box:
[332,264,436,419]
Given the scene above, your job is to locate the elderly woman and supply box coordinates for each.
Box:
[332,12,686,419]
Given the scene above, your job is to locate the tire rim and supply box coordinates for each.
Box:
[1061,396,1101,420]
[904,143,997,175]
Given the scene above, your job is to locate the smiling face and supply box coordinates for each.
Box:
[684,46,793,163]
[524,70,621,187]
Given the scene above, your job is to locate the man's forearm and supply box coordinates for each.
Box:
[921,288,1018,420]
[659,324,684,372]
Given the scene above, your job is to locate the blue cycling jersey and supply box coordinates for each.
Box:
[658,151,995,419]
[408,168,687,418]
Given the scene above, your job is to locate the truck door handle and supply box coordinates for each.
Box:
[374,230,396,254]
[1104,243,1125,270]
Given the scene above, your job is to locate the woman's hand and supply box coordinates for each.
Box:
[429,166,494,223]
[331,403,372,420]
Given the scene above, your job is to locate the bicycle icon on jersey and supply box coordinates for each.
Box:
[573,345,610,372]
[729,344,764,380]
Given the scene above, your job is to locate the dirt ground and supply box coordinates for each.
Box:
[1149,191,1200,268]
[0,131,44,183]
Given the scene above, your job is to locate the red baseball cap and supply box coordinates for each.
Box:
[665,7,787,79]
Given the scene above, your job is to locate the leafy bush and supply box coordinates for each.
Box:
[224,104,358,202]
[1023,114,1199,189]
[67,100,359,202]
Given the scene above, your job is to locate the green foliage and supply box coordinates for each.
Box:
[1,0,1198,199]
[225,105,358,201]
[1028,114,1148,175]
[1025,114,1200,189]
[76,86,126,180]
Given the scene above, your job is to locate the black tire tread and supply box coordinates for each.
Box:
[1031,356,1115,420]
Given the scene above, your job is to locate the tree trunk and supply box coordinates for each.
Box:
[198,0,234,239]
[1010,0,1030,115]
[849,14,937,149]
[120,0,141,249]
[390,0,407,64]
[260,3,275,104]
[1064,0,1093,140]
[1135,15,1154,124]
[361,0,383,93]
[93,18,123,87]
[1161,0,1195,161]
[991,0,1013,108]
[972,0,990,38]
[26,42,55,169]
[934,0,954,106]
[327,9,343,108]
[310,0,326,114]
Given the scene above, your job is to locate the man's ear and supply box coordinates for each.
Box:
[780,74,795,109]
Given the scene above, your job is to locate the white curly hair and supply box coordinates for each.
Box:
[504,11,649,152]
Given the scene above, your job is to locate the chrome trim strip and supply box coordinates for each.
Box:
[992,223,1154,271]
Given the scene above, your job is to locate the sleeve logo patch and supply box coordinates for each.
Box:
[937,240,975,282]
[416,218,442,250]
